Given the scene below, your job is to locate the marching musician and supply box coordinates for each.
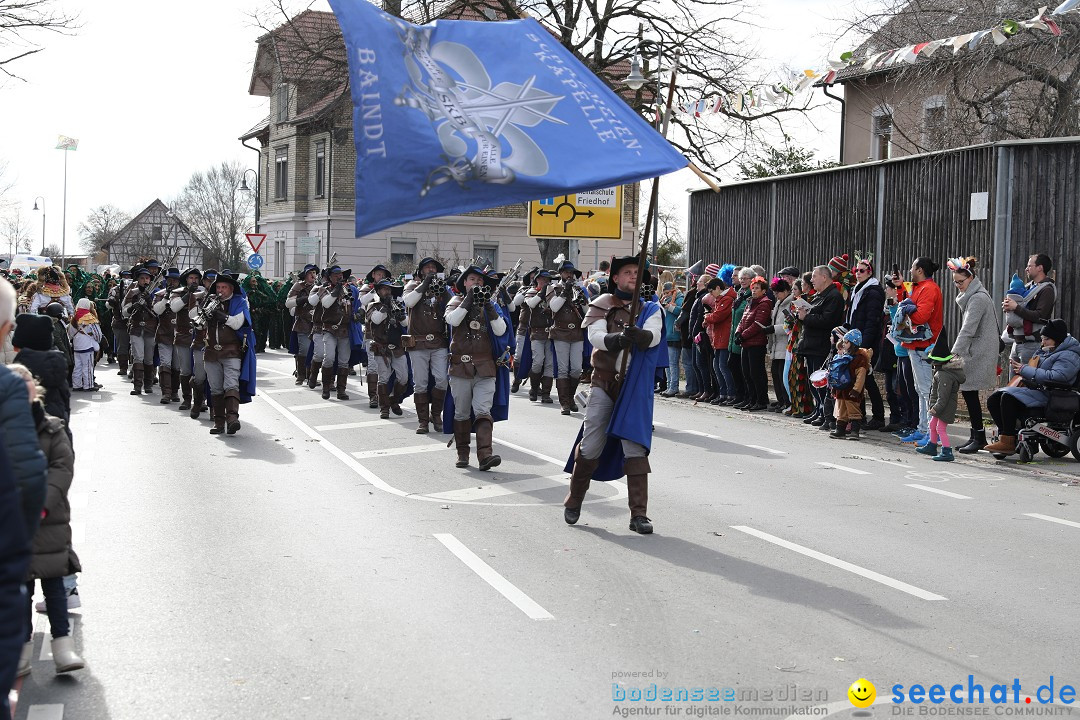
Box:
[523,270,555,403]
[563,256,664,535]
[366,279,410,419]
[286,263,319,387]
[182,269,211,419]
[402,257,450,434]
[107,269,132,377]
[311,264,356,401]
[444,266,512,471]
[547,260,588,416]
[151,267,183,404]
[508,269,536,394]
[202,270,257,435]
[360,264,392,408]
[168,268,202,411]
[121,266,158,396]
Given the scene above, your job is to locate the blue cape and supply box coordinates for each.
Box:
[203,292,257,404]
[563,301,663,481]
[442,303,514,433]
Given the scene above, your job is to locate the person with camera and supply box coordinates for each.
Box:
[403,257,451,433]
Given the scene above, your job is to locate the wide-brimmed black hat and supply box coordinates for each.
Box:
[214,270,242,294]
[326,264,352,279]
[165,267,181,279]
[144,259,161,269]
[555,260,582,278]
[202,268,219,280]
[301,264,319,276]
[609,255,640,276]
[454,265,497,295]
[373,279,404,298]
[119,269,133,278]
[135,266,153,278]
[180,268,202,282]
[532,269,554,285]
[365,264,391,284]
[415,257,444,276]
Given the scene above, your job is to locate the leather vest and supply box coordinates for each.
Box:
[290,281,315,334]
[125,286,158,337]
[547,284,586,343]
[588,298,632,397]
[516,303,531,337]
[313,285,351,338]
[204,314,242,362]
[173,292,194,346]
[527,288,552,340]
[404,280,449,350]
[367,301,406,358]
[449,298,496,379]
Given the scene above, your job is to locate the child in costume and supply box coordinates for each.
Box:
[829,328,872,440]
[917,334,966,462]
[67,298,103,391]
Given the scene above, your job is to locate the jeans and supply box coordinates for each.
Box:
[987,390,1029,436]
[910,347,934,434]
[741,345,769,405]
[882,365,900,423]
[728,351,745,402]
[771,358,789,406]
[26,577,68,640]
[666,344,682,393]
[694,344,714,396]
[896,356,918,428]
[682,345,698,395]
[713,349,735,398]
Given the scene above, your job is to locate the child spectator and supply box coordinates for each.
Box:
[829,328,872,440]
[68,298,103,392]
[7,364,85,677]
[918,334,966,462]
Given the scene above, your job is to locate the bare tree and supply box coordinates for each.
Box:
[653,203,685,266]
[0,160,15,211]
[77,204,131,253]
[1,206,33,255]
[42,242,59,257]
[172,161,255,270]
[0,0,80,81]
[837,0,1080,151]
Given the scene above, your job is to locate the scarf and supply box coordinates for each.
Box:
[848,277,880,320]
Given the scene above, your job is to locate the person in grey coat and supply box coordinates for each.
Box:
[984,319,1080,455]
[948,258,1001,453]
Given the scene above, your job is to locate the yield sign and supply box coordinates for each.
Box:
[245,233,267,254]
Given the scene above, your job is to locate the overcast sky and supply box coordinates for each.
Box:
[0,0,857,257]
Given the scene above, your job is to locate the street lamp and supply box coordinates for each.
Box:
[32,197,45,255]
[238,168,260,233]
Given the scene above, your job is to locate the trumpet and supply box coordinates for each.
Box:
[472,284,492,301]
[192,294,222,330]
[494,258,524,296]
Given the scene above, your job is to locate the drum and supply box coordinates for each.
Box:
[810,369,830,389]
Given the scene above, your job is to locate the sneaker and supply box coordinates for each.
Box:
[900,431,926,445]
[915,435,932,449]
[36,588,80,613]
[894,427,915,438]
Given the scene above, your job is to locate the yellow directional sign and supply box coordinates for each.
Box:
[528,187,623,240]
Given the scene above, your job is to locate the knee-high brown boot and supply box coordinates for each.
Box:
[336,368,351,400]
[178,375,193,410]
[540,376,554,404]
[474,415,501,471]
[563,448,600,525]
[624,456,652,534]
[307,363,321,389]
[414,392,430,434]
[528,372,541,401]
[190,383,205,419]
[129,363,143,395]
[377,383,391,419]
[117,354,128,375]
[556,377,571,415]
[367,374,379,408]
[158,368,173,404]
[171,369,181,402]
[224,390,241,435]
[209,394,226,434]
[568,377,581,412]
[430,387,445,432]
[390,382,406,416]
[453,419,472,468]
[143,363,154,392]
[294,356,306,385]
[321,367,334,400]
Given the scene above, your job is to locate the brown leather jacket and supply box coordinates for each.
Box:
[447,295,498,379]
[546,281,587,343]
[404,278,450,350]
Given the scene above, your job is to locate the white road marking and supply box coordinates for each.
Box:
[434,533,553,620]
[1023,513,1080,529]
[745,444,787,455]
[286,401,363,412]
[904,484,972,500]
[848,454,908,468]
[256,367,294,377]
[26,704,64,719]
[816,462,871,476]
[263,387,308,394]
[352,444,445,459]
[427,474,569,502]
[315,420,393,431]
[491,438,564,466]
[731,525,947,601]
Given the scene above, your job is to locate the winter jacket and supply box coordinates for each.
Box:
[688,295,709,348]
[0,435,31,703]
[50,318,74,375]
[1002,335,1080,409]
[951,276,1000,391]
[703,289,734,350]
[846,279,886,351]
[899,279,943,351]
[13,348,70,428]
[677,288,698,350]
[769,294,794,358]
[735,295,774,348]
[0,365,47,538]
[833,348,871,401]
[929,359,966,424]
[27,404,79,581]
[728,289,752,355]
[796,284,845,357]
[662,290,684,344]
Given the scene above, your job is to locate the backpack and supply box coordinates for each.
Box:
[828,354,854,390]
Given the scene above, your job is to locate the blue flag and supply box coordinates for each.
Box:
[327,0,687,235]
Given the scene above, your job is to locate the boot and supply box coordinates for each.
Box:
[932,446,955,462]
[158,368,173,404]
[540,376,554,404]
[178,375,192,410]
[367,375,379,408]
[845,420,862,441]
[336,369,350,400]
[916,441,939,456]
[568,377,580,412]
[51,635,85,674]
[294,356,307,385]
[474,415,501,471]
[391,383,406,416]
[321,367,333,400]
[511,376,522,393]
[984,434,1017,455]
[528,372,540,401]
[378,383,391,419]
[563,448,599,524]
[957,429,988,454]
[625,456,652,534]
[209,394,226,434]
[171,369,181,402]
[829,422,848,439]
[415,392,430,434]
[17,640,32,677]
[143,363,154,392]
[130,364,144,395]
[190,384,205,419]
[307,363,321,389]
[430,387,445,432]
[556,377,572,415]
[117,354,129,375]
[453,419,471,468]
[225,390,241,435]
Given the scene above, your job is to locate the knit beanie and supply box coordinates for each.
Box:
[828,254,849,276]
[704,263,720,278]
[1044,318,1069,344]
[12,314,54,351]
[842,328,863,346]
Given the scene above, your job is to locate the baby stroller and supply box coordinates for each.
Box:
[993,377,1080,463]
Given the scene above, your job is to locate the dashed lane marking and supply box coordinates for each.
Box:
[847,454,908,468]
[816,462,871,475]
[1023,513,1080,529]
[427,474,569,502]
[352,444,445,459]
[904,484,972,500]
[434,533,553,620]
[731,525,947,601]
[26,704,64,719]
[315,420,394,431]
[745,444,787,455]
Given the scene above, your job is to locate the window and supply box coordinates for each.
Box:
[274,147,288,200]
[474,244,498,270]
[152,225,162,243]
[872,110,893,160]
[390,239,416,267]
[314,140,326,197]
[276,84,289,123]
[274,239,285,278]
[922,96,947,150]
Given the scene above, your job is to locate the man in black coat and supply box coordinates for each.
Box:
[846,260,888,428]
[676,278,700,398]
[12,314,72,435]
[796,266,846,426]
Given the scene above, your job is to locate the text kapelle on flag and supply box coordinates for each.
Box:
[327,0,687,236]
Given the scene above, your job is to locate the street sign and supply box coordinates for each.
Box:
[528,187,623,240]
[296,236,320,255]
[246,253,265,270]
[245,233,267,254]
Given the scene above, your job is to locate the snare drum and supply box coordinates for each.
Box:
[809,369,830,389]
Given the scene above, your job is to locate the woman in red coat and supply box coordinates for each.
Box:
[703,279,736,404]
[734,277,775,411]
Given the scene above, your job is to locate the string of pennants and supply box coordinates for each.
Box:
[676,0,1080,117]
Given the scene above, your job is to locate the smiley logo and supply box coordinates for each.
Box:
[848,679,876,708]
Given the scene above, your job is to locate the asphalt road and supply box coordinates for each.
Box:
[12,349,1080,720]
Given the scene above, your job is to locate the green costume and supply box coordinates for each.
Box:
[243,271,277,354]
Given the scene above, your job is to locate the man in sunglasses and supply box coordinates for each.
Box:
[844,259,888,430]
